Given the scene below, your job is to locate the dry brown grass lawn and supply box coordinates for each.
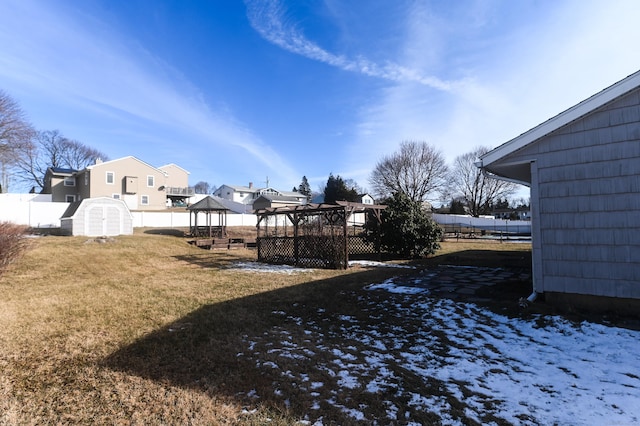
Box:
[0,229,531,424]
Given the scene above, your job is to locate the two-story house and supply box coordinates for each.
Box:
[42,156,193,211]
[213,182,307,206]
[158,163,192,207]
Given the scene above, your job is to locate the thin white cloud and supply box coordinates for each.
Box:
[342,0,640,194]
[244,0,455,91]
[0,0,299,186]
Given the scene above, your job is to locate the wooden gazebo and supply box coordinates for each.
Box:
[254,201,386,269]
[187,196,229,238]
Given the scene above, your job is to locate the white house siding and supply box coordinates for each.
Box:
[494,89,640,299]
[213,185,253,204]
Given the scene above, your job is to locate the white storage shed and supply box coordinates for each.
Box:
[60,197,134,236]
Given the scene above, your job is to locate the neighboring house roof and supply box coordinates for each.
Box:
[85,155,164,173]
[221,184,254,192]
[187,195,228,211]
[479,70,640,176]
[158,163,190,174]
[48,167,77,176]
[216,183,309,203]
[208,196,253,214]
[47,167,78,177]
[255,194,301,203]
[310,194,372,204]
[254,187,284,195]
[279,190,305,198]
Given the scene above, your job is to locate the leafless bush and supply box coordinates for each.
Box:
[0,222,30,273]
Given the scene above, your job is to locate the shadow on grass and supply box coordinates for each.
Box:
[173,251,258,269]
[100,267,406,421]
[101,249,534,421]
[143,228,188,237]
[422,248,532,270]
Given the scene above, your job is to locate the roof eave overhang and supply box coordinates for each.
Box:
[479,69,640,168]
[483,164,532,187]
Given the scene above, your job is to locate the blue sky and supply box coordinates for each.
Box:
[1,0,640,198]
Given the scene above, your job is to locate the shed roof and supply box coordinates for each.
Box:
[60,197,133,219]
[60,200,82,218]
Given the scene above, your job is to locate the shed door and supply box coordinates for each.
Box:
[85,204,123,236]
[105,206,122,235]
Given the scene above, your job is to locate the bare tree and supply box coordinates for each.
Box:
[60,138,106,170]
[194,181,213,194]
[450,146,519,217]
[12,130,108,191]
[369,140,448,202]
[0,90,36,191]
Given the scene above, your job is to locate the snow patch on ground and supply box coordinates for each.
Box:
[232,261,315,274]
[349,260,416,269]
[238,275,640,424]
[231,259,415,274]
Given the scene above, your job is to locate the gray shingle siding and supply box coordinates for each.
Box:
[541,92,640,297]
[498,89,640,298]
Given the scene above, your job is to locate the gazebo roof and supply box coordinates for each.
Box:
[187,196,228,211]
[254,201,386,215]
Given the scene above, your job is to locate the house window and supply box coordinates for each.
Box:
[84,173,88,186]
[147,175,154,187]
[112,194,121,200]
[64,177,75,187]
[65,195,75,202]
[141,195,149,205]
[106,171,115,184]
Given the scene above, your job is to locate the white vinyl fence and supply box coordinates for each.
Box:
[432,213,531,236]
[1,194,528,234]
[0,194,67,228]
[0,194,256,229]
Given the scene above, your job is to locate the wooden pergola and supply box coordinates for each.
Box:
[187,196,229,238]
[254,201,386,269]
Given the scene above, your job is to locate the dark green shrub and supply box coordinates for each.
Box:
[364,192,443,258]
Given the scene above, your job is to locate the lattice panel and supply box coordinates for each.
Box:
[348,235,377,255]
[257,236,295,264]
[255,202,386,269]
[257,235,347,269]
